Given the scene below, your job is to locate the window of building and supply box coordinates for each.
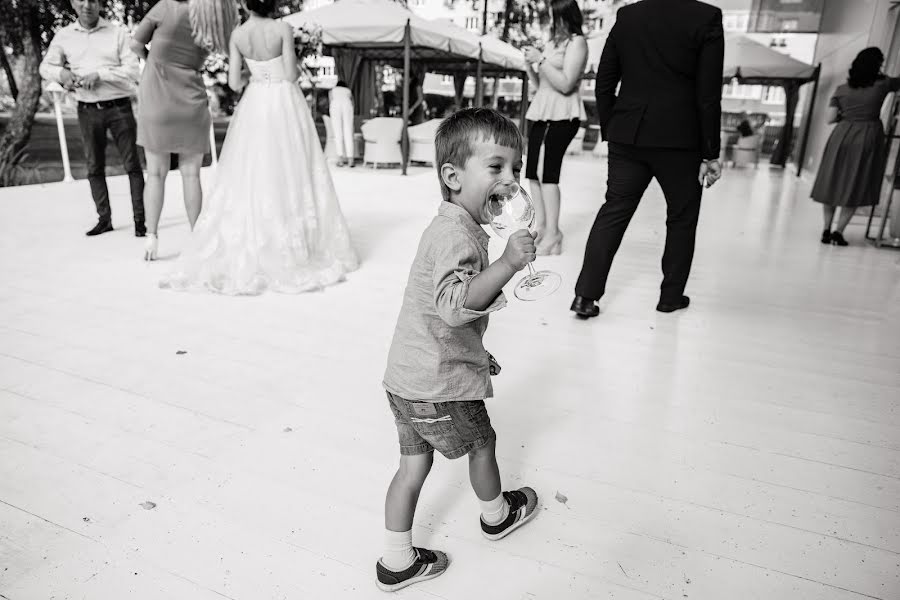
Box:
[465,16,480,31]
[722,81,763,100]
[763,86,785,105]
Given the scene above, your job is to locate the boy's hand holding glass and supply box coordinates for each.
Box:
[499,229,536,272]
[487,180,562,301]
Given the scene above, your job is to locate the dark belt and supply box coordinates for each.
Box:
[78,97,131,110]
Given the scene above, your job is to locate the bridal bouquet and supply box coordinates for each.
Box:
[201,53,229,89]
[294,23,324,62]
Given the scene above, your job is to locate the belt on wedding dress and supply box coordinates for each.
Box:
[249,75,288,85]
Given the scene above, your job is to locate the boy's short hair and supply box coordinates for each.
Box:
[435,108,523,201]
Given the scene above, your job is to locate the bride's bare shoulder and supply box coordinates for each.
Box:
[231,23,249,43]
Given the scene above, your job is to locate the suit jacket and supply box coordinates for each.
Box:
[596,0,724,160]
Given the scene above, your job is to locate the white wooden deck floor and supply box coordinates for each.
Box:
[1,156,898,600]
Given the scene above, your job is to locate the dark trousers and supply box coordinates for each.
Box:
[76,100,145,225]
[525,119,581,184]
[575,143,703,303]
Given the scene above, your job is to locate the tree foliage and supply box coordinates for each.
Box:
[0,0,47,185]
[0,0,73,54]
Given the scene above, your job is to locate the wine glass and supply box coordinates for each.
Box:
[487,180,561,301]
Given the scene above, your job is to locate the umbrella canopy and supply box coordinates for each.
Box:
[584,32,816,84]
[283,0,524,74]
[723,33,817,83]
[478,33,526,72]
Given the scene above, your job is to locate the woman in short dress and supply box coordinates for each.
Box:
[811,47,900,246]
[522,0,588,255]
[131,0,238,260]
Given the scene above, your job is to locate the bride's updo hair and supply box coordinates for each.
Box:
[188,0,239,54]
[245,0,277,16]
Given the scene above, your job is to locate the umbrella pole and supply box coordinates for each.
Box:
[402,19,411,176]
[796,64,821,177]
[519,72,528,134]
[475,48,483,108]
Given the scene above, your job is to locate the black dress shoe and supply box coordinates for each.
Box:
[135,223,147,237]
[820,229,831,244]
[86,221,113,236]
[830,231,848,246]
[656,295,690,313]
[570,296,599,318]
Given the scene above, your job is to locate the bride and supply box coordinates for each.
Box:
[160,0,358,295]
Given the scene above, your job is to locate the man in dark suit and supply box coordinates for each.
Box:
[571,0,724,317]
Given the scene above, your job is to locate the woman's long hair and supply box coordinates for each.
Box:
[188,0,239,55]
[848,47,885,89]
[549,0,584,43]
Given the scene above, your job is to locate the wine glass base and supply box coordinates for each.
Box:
[514,270,561,301]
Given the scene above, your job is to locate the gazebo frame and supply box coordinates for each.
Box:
[320,20,528,175]
[727,64,822,176]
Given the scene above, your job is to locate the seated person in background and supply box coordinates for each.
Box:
[737,119,754,138]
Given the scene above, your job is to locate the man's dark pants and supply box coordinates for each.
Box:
[76,99,145,226]
[575,142,703,304]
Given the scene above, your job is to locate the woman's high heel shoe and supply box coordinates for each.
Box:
[537,232,563,256]
[144,233,158,261]
[830,231,848,246]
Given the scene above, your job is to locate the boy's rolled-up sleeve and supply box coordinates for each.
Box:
[431,230,506,327]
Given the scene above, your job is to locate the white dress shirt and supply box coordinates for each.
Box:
[39,18,140,103]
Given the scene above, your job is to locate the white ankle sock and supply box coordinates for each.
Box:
[382,529,416,571]
[480,493,509,525]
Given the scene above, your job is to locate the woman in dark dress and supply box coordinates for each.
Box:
[811,48,900,246]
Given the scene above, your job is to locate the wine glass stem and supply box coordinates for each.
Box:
[527,263,537,277]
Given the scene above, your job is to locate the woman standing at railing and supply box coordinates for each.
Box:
[812,47,900,246]
[130,0,239,260]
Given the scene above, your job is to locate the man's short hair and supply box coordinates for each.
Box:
[435,108,523,201]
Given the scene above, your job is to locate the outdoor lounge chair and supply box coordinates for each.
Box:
[733,134,761,168]
[408,118,442,166]
[361,117,403,168]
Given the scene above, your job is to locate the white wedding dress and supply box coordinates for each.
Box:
[160,56,358,295]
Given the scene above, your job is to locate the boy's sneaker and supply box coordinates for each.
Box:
[480,487,539,541]
[375,547,449,592]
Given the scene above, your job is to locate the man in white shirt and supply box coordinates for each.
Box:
[40,0,145,237]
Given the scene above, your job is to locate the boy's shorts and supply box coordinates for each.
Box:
[386,391,496,460]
